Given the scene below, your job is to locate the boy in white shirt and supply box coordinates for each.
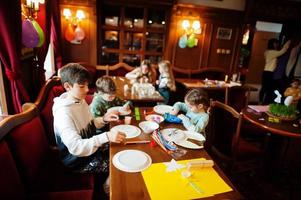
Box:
[53,63,126,192]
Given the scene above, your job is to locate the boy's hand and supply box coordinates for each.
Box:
[107,131,126,143]
[104,112,119,122]
[156,80,159,85]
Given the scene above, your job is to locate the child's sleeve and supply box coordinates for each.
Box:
[89,95,102,118]
[173,102,188,114]
[125,68,139,79]
[183,114,209,133]
[194,114,209,133]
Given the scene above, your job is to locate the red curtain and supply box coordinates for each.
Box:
[50,0,63,69]
[35,2,49,91]
[0,0,30,113]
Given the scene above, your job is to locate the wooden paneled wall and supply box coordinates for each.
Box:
[165,4,244,74]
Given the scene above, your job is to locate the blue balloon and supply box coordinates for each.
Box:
[178,34,187,48]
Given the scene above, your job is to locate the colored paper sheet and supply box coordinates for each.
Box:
[141,158,233,200]
[135,107,141,121]
[248,105,269,113]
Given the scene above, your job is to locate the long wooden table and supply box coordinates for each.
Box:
[111,76,164,105]
[109,107,242,200]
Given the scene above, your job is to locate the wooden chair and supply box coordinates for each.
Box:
[225,85,251,112]
[99,62,134,77]
[207,100,264,173]
[172,67,190,79]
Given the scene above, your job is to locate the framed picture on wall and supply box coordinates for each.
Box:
[216,27,232,40]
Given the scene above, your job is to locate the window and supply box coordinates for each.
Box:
[98,4,169,65]
[44,42,55,80]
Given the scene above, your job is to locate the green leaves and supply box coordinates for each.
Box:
[269,103,297,117]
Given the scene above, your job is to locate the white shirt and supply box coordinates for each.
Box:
[263,41,290,72]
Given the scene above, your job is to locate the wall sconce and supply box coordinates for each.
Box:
[22,0,44,19]
[63,8,86,44]
[178,19,201,48]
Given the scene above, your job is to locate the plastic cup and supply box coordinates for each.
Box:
[124,116,132,125]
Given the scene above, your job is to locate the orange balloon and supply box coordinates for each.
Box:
[64,24,74,42]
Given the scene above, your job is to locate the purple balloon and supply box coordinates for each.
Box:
[22,19,39,48]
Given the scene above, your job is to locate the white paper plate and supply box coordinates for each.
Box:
[161,128,187,142]
[112,150,152,173]
[161,128,205,149]
[153,105,173,115]
[145,114,164,123]
[175,140,203,149]
[107,106,131,116]
[111,125,141,139]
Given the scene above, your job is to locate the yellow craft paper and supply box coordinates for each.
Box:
[141,158,233,200]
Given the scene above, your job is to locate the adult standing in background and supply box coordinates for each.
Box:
[259,38,290,104]
[285,38,301,84]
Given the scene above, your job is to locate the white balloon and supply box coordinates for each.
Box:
[284,96,293,106]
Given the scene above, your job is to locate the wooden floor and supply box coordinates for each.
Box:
[221,148,301,200]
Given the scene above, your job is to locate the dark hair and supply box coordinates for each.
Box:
[96,76,116,94]
[267,38,279,50]
[185,89,209,108]
[59,63,91,86]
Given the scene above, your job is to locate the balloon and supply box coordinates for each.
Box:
[187,34,196,48]
[31,19,45,47]
[178,34,187,48]
[64,24,74,42]
[74,26,85,41]
[22,19,39,48]
[284,96,293,106]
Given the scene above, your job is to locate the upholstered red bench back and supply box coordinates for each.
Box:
[7,114,49,186]
[40,85,65,146]
[3,105,95,199]
[0,141,25,199]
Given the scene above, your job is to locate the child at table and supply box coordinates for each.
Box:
[156,60,176,104]
[90,76,130,118]
[125,59,156,84]
[171,89,209,134]
[53,63,126,193]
